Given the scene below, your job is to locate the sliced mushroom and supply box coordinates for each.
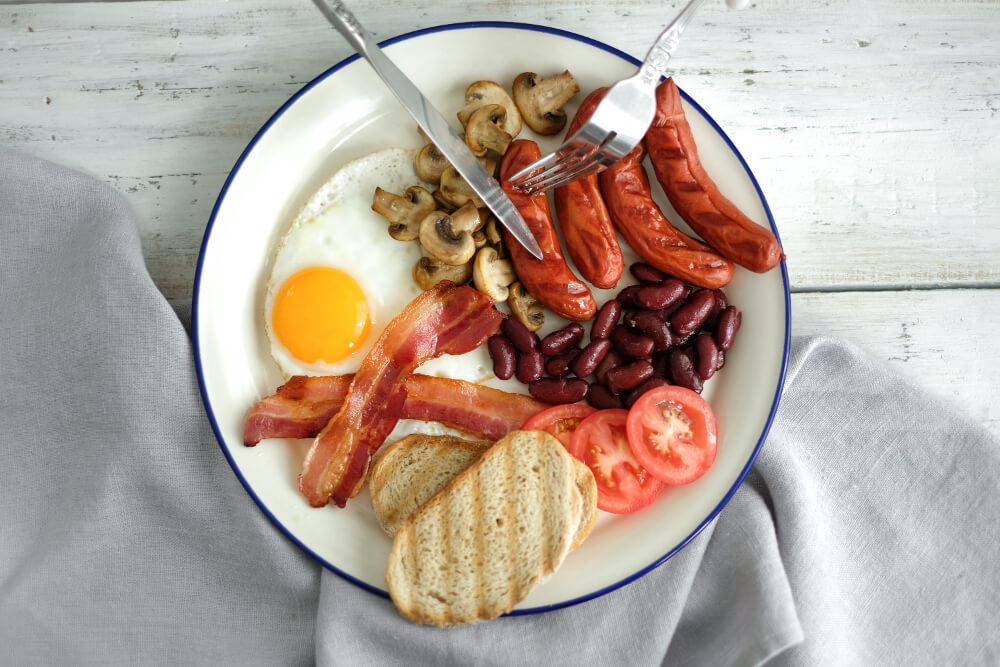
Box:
[465,104,513,157]
[508,282,545,331]
[371,186,436,241]
[484,215,502,245]
[414,143,450,185]
[413,255,473,291]
[419,210,477,266]
[437,160,496,210]
[457,81,522,137]
[473,246,516,302]
[512,71,580,135]
[451,201,485,234]
[472,228,488,249]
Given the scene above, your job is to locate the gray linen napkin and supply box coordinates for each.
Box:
[2,147,998,665]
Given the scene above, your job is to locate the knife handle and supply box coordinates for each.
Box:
[312,0,373,59]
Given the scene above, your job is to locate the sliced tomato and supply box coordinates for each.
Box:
[568,409,664,514]
[522,404,596,450]
[626,386,718,486]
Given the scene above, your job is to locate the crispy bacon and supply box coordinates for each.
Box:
[298,282,503,508]
[243,374,548,446]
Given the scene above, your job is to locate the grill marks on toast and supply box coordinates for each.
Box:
[386,431,590,626]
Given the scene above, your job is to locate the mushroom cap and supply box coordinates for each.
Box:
[472,246,516,302]
[413,255,473,291]
[457,80,522,137]
[371,185,436,242]
[464,104,513,157]
[438,167,486,209]
[413,143,450,185]
[508,281,545,331]
[512,70,581,136]
[418,210,477,266]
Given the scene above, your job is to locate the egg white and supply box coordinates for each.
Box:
[265,147,426,377]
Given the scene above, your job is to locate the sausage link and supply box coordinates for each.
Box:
[500,140,596,321]
[487,334,516,380]
[600,144,735,289]
[646,78,784,273]
[552,88,624,289]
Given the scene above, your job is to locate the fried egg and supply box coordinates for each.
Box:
[264,147,496,390]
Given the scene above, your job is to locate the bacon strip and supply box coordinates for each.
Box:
[298,282,503,508]
[243,374,548,446]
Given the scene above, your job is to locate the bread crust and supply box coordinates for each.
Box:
[386,430,594,626]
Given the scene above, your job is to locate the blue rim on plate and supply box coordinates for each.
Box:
[193,20,791,615]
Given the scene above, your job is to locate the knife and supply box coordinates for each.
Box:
[312,0,545,260]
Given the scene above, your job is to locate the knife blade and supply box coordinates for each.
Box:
[313,0,545,260]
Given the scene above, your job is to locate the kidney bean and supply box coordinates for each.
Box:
[587,383,623,410]
[704,289,729,330]
[694,333,721,381]
[607,359,655,394]
[501,316,540,353]
[516,348,545,383]
[628,262,667,284]
[572,339,611,378]
[715,306,742,351]
[624,377,672,408]
[651,352,670,379]
[611,326,655,359]
[540,323,585,356]
[545,348,581,377]
[590,299,622,341]
[487,334,516,380]
[636,279,686,310]
[668,348,703,393]
[616,284,642,308]
[669,288,716,335]
[717,349,726,370]
[529,377,589,404]
[594,349,622,385]
[625,310,673,351]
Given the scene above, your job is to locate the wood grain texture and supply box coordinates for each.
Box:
[2,0,998,434]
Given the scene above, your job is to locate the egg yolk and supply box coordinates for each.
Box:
[271,266,371,365]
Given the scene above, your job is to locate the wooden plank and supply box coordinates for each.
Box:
[791,289,1000,438]
[2,0,998,302]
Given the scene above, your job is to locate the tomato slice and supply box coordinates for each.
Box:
[626,386,718,486]
[568,409,664,514]
[522,404,596,450]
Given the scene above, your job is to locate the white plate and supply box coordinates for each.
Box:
[194,22,790,613]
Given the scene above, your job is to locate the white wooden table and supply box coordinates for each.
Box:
[4,0,998,436]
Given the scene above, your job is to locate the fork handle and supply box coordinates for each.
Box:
[636,0,709,86]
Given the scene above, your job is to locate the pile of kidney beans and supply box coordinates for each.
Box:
[487,262,742,409]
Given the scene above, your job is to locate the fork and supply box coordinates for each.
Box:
[508,0,709,195]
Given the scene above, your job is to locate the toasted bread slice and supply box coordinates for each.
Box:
[369,434,491,537]
[386,430,591,626]
[570,457,597,548]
